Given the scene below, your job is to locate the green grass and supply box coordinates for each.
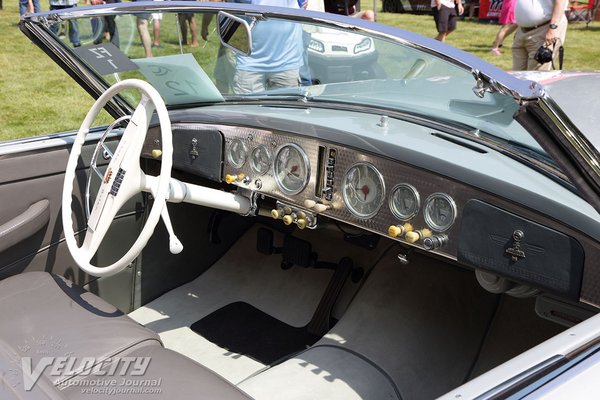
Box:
[1,1,599,141]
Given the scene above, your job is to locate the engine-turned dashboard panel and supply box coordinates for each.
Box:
[211,123,466,258]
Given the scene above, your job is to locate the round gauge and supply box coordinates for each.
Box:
[274,144,310,195]
[389,184,420,220]
[342,163,385,218]
[251,145,271,175]
[227,138,247,168]
[424,193,457,232]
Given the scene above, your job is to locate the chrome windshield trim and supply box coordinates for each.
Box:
[538,97,600,178]
[19,18,133,118]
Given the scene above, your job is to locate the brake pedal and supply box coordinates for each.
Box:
[282,234,315,268]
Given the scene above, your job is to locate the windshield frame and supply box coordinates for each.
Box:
[19,2,588,194]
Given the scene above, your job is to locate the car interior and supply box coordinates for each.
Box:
[3,6,600,400]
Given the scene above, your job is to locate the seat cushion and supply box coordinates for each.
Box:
[0,272,160,386]
[61,344,254,400]
[0,272,254,400]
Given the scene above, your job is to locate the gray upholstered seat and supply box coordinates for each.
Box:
[0,272,253,400]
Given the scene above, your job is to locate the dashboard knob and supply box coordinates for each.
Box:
[271,209,281,219]
[405,229,432,244]
[282,215,294,225]
[388,225,403,238]
[225,173,246,184]
[423,234,449,250]
[403,223,413,233]
[283,206,293,215]
[313,203,330,213]
[304,200,317,209]
[296,219,307,229]
[151,149,162,159]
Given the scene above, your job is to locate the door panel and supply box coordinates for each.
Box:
[0,131,145,311]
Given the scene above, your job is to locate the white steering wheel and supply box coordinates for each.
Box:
[62,79,173,277]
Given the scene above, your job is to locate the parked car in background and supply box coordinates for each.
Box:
[3,2,600,399]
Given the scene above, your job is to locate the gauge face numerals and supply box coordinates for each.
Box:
[342,163,385,218]
[227,138,248,168]
[389,184,420,221]
[424,193,457,232]
[274,144,310,195]
[251,145,272,175]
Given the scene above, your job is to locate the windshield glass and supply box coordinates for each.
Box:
[44,7,547,160]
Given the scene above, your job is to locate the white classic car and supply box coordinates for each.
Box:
[3,2,600,399]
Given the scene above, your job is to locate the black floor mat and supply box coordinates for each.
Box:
[190,302,320,365]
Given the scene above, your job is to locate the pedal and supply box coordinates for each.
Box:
[282,235,315,268]
[257,227,275,255]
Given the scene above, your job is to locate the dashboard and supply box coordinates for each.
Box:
[141,114,600,307]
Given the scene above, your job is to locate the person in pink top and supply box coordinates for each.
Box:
[490,0,518,55]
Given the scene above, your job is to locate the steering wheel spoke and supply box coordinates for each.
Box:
[63,79,173,277]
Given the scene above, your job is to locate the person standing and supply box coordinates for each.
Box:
[20,0,40,15]
[512,0,568,70]
[323,0,375,20]
[152,12,162,47]
[49,0,81,47]
[90,0,120,48]
[232,0,304,94]
[431,0,464,42]
[490,0,518,55]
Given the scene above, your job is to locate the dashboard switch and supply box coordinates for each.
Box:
[313,203,331,213]
[271,209,282,219]
[151,149,162,159]
[296,219,307,229]
[405,228,432,244]
[304,199,317,209]
[225,173,245,184]
[282,215,294,225]
[388,225,402,238]
[423,234,449,250]
[388,223,413,238]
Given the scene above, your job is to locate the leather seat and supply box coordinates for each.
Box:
[0,272,253,400]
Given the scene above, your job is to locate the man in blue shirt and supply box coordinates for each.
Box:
[232,0,304,93]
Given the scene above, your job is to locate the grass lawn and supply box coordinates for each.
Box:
[1,1,599,141]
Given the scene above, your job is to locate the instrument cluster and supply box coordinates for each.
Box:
[219,124,462,257]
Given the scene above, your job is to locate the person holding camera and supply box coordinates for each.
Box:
[512,0,568,70]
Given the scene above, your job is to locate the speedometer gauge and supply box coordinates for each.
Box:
[274,144,310,195]
[389,184,420,220]
[342,163,385,218]
[251,145,271,175]
[227,138,247,168]
[424,193,457,232]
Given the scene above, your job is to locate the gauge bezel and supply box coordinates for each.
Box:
[342,162,385,219]
[227,138,248,168]
[273,143,311,195]
[389,183,420,221]
[250,144,272,175]
[424,192,457,232]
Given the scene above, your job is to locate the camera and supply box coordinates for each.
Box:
[534,45,554,64]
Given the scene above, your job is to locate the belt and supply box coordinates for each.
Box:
[521,20,551,33]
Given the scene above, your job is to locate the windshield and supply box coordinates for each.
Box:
[40,6,547,160]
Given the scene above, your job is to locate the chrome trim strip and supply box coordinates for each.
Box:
[474,355,565,400]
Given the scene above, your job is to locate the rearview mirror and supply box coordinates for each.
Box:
[217,11,252,56]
